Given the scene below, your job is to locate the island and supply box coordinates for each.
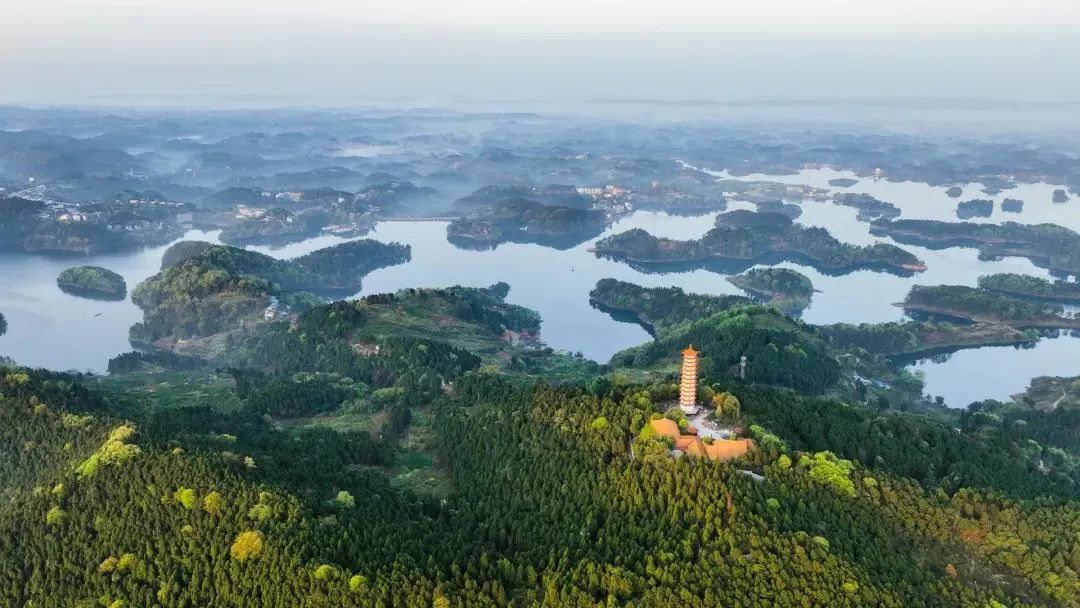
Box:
[593,210,926,276]
[0,312,6,336]
[1001,198,1024,213]
[446,198,606,250]
[828,177,859,187]
[130,239,410,344]
[956,199,993,219]
[832,193,901,221]
[1053,188,1070,203]
[869,219,1080,276]
[945,186,963,198]
[56,266,127,300]
[898,284,1080,330]
[755,200,802,219]
[726,267,814,316]
[978,273,1080,304]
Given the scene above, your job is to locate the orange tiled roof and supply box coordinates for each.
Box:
[684,438,708,457]
[682,345,699,357]
[703,438,755,462]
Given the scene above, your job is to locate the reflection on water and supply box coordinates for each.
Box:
[1,168,1078,407]
[909,335,1080,408]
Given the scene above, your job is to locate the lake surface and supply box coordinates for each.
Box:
[1,167,1077,407]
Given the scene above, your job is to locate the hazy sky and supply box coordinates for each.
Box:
[3,0,1080,109]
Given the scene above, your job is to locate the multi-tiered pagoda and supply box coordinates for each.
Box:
[679,345,700,414]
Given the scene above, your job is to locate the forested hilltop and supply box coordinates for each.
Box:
[129,240,410,343]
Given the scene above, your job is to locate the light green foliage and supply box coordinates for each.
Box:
[45,506,66,526]
[333,490,355,509]
[801,451,857,497]
[589,416,609,431]
[202,491,225,516]
[314,564,337,581]
[76,425,140,479]
[247,503,272,522]
[173,487,198,510]
[60,413,94,429]
[116,553,137,574]
[349,574,368,592]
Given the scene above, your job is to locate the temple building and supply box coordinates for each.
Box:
[679,345,700,414]
[647,418,755,462]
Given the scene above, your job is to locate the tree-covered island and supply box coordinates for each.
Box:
[593,210,925,275]
[446,198,606,250]
[56,266,128,300]
[870,219,1080,276]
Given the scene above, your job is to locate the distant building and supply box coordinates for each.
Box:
[263,296,283,321]
[236,205,267,220]
[679,345,700,414]
[576,186,604,197]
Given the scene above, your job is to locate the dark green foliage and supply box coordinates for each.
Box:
[107,350,204,375]
[820,322,920,354]
[614,307,841,393]
[448,198,605,248]
[727,267,814,315]
[871,219,1080,275]
[979,273,1080,304]
[589,278,751,333]
[737,383,1080,499]
[130,241,409,341]
[56,265,127,299]
[905,285,1065,323]
[160,240,214,269]
[595,210,922,273]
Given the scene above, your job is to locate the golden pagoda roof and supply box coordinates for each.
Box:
[682,345,699,357]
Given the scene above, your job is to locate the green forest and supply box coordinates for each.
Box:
[594,210,923,273]
[56,265,128,300]
[2,268,1079,607]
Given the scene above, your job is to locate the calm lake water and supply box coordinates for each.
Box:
[1,167,1077,407]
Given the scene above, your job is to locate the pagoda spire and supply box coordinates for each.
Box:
[679,345,700,414]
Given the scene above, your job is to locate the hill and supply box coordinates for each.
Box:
[130,241,410,343]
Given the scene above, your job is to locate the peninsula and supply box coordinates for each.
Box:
[726,267,814,316]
